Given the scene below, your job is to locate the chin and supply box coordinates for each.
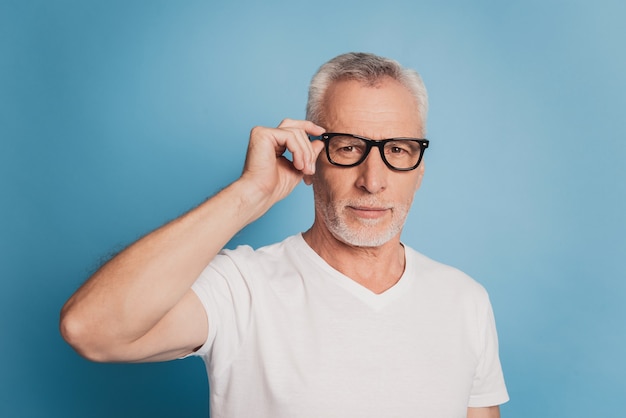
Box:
[330,223,400,248]
[316,197,408,248]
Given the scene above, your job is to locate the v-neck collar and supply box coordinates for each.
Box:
[291,233,415,311]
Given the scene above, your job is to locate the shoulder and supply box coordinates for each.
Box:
[193,235,302,302]
[220,234,299,263]
[404,245,490,300]
[206,234,303,279]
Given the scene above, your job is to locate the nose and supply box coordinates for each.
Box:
[354,147,388,194]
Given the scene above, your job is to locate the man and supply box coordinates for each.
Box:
[61,52,508,417]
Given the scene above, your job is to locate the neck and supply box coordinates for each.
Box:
[302,222,406,294]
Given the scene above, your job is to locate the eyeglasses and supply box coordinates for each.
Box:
[310,133,429,171]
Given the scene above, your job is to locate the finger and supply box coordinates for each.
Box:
[273,126,312,174]
[292,127,326,175]
[268,127,311,173]
[311,138,325,159]
[278,120,325,174]
[251,120,324,175]
[308,140,325,174]
[278,118,325,136]
[289,127,314,173]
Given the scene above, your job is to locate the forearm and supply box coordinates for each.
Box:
[61,119,324,362]
[60,178,270,360]
[467,406,500,418]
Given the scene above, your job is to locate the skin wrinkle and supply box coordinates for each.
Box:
[303,77,425,292]
[311,77,423,249]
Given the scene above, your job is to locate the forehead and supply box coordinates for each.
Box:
[322,77,422,139]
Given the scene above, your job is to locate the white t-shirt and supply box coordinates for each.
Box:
[191,234,508,418]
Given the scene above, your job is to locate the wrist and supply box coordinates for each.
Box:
[226,178,275,225]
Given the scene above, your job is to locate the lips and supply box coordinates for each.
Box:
[348,206,390,219]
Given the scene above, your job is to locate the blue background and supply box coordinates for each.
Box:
[1,0,625,416]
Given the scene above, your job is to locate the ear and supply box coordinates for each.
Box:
[303,173,314,186]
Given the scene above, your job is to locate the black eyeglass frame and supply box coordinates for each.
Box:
[310,133,430,172]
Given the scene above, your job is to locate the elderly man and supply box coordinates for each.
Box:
[61,52,508,417]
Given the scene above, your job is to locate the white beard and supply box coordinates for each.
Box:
[315,196,410,247]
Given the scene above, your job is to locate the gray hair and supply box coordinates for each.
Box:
[306,52,428,134]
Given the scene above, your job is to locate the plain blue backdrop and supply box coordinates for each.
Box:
[1,0,625,416]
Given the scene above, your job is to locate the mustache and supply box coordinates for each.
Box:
[340,197,393,209]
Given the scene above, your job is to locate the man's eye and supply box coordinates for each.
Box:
[387,142,419,156]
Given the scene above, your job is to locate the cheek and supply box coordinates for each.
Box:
[397,178,420,206]
[311,167,345,201]
[414,165,425,191]
[311,177,330,205]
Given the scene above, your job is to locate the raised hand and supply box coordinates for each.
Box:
[241,119,325,207]
[60,118,327,363]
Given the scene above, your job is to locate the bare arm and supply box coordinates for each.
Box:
[467,406,500,418]
[60,119,325,363]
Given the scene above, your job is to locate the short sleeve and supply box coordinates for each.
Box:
[189,246,255,376]
[468,298,509,407]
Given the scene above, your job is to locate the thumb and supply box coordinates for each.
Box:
[303,140,326,185]
[311,139,325,161]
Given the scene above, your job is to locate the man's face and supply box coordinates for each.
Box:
[308,77,425,247]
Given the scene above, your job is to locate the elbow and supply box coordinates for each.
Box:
[59,305,115,363]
